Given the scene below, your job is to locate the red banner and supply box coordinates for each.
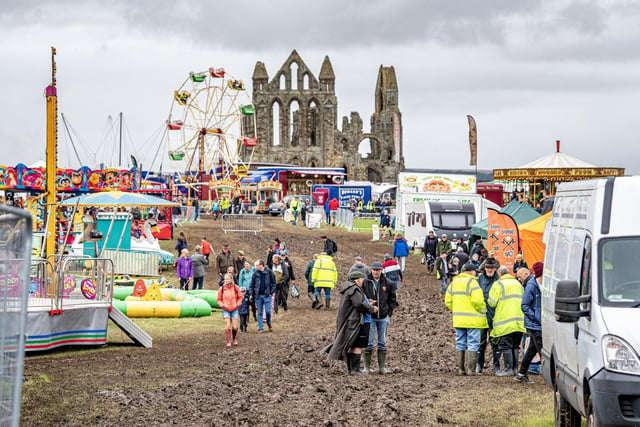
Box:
[467,115,477,166]
[487,208,519,270]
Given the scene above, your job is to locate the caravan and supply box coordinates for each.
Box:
[398,192,499,248]
[541,177,640,426]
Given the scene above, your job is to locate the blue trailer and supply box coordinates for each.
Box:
[313,184,372,207]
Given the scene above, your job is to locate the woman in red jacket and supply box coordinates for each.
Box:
[216,273,243,347]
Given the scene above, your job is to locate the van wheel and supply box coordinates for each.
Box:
[554,387,581,427]
[586,396,600,427]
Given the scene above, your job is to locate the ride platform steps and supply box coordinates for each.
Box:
[109,306,153,348]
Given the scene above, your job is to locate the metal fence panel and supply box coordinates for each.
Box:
[101,249,159,276]
[221,214,263,234]
[0,205,32,427]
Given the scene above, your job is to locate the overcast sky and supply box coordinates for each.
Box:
[1,0,639,176]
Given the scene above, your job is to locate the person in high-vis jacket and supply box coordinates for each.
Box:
[488,266,527,377]
[311,252,338,310]
[445,263,488,376]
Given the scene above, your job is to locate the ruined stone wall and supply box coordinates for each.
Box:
[250,50,404,183]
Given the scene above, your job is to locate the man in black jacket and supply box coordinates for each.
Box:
[362,261,398,374]
[249,260,277,332]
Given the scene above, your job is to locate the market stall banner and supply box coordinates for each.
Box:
[397,172,476,193]
[0,163,138,192]
[487,208,519,270]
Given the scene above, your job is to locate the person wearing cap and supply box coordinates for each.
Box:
[445,263,487,375]
[311,252,338,310]
[514,264,543,383]
[234,250,249,279]
[216,244,234,279]
[488,266,526,376]
[435,234,452,257]
[348,256,371,280]
[476,257,501,374]
[325,270,378,375]
[238,286,251,333]
[382,254,403,292]
[362,261,398,374]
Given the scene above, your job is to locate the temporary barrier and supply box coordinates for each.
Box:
[102,249,160,276]
[0,205,32,427]
[221,214,263,234]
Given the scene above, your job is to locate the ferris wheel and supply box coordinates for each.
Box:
[166,67,257,181]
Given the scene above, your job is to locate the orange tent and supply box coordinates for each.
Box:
[518,211,552,267]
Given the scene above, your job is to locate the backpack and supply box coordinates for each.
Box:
[331,240,338,253]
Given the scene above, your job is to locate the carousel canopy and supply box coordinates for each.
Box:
[493,140,624,182]
[59,190,178,207]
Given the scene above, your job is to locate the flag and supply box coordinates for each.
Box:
[467,115,477,166]
[487,208,519,270]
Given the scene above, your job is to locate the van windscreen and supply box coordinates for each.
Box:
[601,238,640,304]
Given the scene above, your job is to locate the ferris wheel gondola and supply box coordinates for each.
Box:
[165,67,256,185]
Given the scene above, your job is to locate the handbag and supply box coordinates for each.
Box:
[290,283,300,298]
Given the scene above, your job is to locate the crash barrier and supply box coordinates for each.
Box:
[0,205,32,427]
[52,257,114,309]
[221,214,263,234]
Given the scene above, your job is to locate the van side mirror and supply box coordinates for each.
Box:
[554,280,591,322]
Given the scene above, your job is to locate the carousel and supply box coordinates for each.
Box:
[493,140,625,204]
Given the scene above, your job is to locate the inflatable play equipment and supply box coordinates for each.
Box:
[186,289,221,309]
[112,283,214,317]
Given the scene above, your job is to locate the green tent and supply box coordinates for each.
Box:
[470,200,541,239]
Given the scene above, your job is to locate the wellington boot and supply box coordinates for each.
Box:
[378,349,388,374]
[325,298,331,310]
[314,294,323,310]
[456,351,467,376]
[466,351,478,376]
[349,353,364,376]
[362,349,372,374]
[307,292,315,303]
[225,329,231,348]
[496,351,514,376]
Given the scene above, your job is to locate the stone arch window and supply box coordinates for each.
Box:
[386,147,394,161]
[367,167,382,183]
[290,62,299,90]
[271,101,281,146]
[303,73,310,90]
[309,100,320,147]
[358,136,381,159]
[279,73,286,90]
[289,100,300,147]
[309,158,318,168]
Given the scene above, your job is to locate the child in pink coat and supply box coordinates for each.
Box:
[216,273,243,347]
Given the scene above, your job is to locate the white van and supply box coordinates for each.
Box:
[541,177,640,426]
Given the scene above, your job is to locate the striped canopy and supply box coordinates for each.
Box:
[59,191,178,207]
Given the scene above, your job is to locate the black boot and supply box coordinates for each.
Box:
[325,297,331,310]
[314,293,323,310]
[349,353,364,376]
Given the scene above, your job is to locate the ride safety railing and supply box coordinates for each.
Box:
[0,204,32,427]
[221,214,263,234]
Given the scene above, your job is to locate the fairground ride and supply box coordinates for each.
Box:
[165,68,257,199]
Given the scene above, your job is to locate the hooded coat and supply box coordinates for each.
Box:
[326,280,376,361]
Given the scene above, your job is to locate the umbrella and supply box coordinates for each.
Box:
[59,190,178,207]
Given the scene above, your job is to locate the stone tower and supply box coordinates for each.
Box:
[251,50,404,182]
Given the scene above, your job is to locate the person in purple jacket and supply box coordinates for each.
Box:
[176,248,193,290]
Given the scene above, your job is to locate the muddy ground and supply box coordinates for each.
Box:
[21,215,552,426]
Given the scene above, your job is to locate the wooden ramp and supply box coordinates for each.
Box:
[109,306,152,348]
